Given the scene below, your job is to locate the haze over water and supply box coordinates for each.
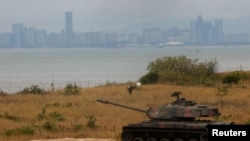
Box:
[0,45,249,93]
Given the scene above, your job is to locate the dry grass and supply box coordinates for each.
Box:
[0,83,250,141]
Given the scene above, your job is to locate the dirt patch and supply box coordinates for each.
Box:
[30,138,115,141]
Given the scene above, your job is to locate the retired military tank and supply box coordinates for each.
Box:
[97,91,233,141]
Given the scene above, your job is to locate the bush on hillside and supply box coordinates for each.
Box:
[64,83,80,95]
[85,116,98,129]
[140,55,218,85]
[222,71,241,84]
[139,71,159,84]
[0,89,7,96]
[20,85,45,94]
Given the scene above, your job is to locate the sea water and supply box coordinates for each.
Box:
[0,45,249,93]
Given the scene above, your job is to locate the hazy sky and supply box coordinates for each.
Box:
[0,0,249,32]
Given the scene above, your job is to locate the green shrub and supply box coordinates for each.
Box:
[139,72,159,84]
[42,121,57,131]
[20,85,45,94]
[85,116,98,129]
[141,55,218,85]
[49,111,66,121]
[0,89,7,96]
[17,126,35,135]
[3,125,35,136]
[0,112,20,121]
[73,124,84,132]
[64,83,80,95]
[37,107,46,121]
[52,102,60,107]
[222,71,241,84]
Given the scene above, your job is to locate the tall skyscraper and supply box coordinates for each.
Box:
[12,23,24,47]
[65,11,73,47]
[190,15,223,44]
[214,20,223,43]
[190,16,204,43]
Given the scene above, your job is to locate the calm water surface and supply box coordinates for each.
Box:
[0,45,249,93]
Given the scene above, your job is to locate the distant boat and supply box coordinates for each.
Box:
[166,41,184,46]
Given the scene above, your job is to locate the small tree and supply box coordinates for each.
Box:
[64,83,80,95]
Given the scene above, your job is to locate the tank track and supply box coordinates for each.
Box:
[122,126,208,141]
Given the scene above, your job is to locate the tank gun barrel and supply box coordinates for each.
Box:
[97,98,147,113]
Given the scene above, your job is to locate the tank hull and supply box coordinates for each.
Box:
[121,120,232,141]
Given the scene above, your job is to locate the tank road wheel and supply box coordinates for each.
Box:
[146,138,157,141]
[159,138,170,141]
[132,137,144,141]
[122,132,133,141]
[200,133,207,141]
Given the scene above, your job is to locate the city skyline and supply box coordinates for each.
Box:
[1,0,250,33]
[1,12,250,48]
[1,14,248,34]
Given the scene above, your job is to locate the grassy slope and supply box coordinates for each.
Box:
[0,83,250,141]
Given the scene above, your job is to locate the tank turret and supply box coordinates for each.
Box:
[97,91,220,121]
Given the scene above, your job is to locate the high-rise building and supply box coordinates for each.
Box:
[190,19,197,43]
[36,29,47,46]
[24,27,36,46]
[12,23,24,47]
[190,16,205,43]
[190,15,224,44]
[214,20,223,43]
[65,11,73,47]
